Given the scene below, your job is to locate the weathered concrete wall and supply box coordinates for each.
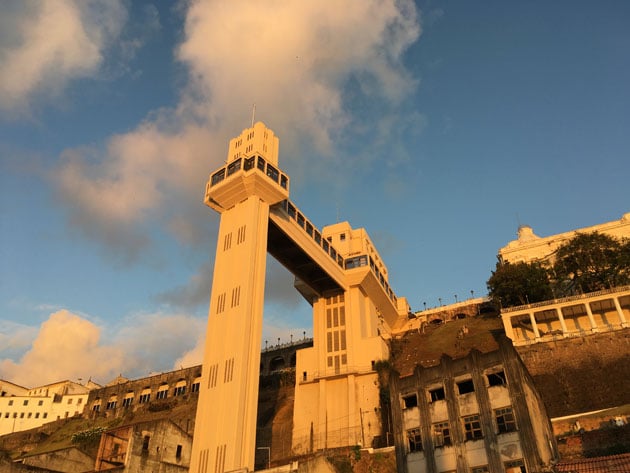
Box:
[515,328,630,418]
[21,447,94,473]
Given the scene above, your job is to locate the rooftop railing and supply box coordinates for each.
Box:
[209,155,289,191]
[274,200,399,306]
[501,285,630,313]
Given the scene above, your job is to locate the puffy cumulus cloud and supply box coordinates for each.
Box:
[178,0,420,153]
[0,309,204,387]
[0,320,38,359]
[0,310,123,386]
[52,0,421,266]
[0,0,126,115]
[174,334,206,370]
[54,121,222,263]
[115,312,206,374]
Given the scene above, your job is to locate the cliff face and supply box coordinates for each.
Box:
[516,328,630,418]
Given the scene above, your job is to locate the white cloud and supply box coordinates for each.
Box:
[51,0,421,261]
[0,309,203,387]
[0,320,38,357]
[0,0,126,115]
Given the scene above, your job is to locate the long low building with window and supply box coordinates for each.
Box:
[85,367,202,422]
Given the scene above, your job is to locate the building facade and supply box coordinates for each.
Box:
[0,380,92,436]
[391,337,557,473]
[498,213,630,265]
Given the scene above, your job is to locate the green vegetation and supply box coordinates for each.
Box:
[488,232,630,307]
[487,261,553,307]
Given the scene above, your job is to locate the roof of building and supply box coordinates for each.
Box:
[555,452,630,472]
[391,315,504,377]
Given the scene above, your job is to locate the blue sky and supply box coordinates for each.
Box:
[1,0,628,386]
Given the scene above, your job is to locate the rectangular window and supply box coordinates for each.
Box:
[23,400,28,406]
[471,467,489,473]
[266,163,279,182]
[106,401,117,410]
[174,386,186,396]
[35,413,40,418]
[257,156,265,171]
[244,156,255,170]
[504,459,526,473]
[296,213,305,228]
[457,379,475,394]
[38,400,43,406]
[176,444,183,459]
[433,422,451,446]
[463,415,483,440]
[139,393,150,403]
[227,158,241,176]
[487,370,507,386]
[402,393,418,409]
[122,397,133,407]
[211,168,225,186]
[191,382,200,393]
[496,407,517,433]
[429,386,445,401]
[157,389,168,400]
[287,202,296,219]
[8,400,13,406]
[407,428,422,452]
[43,413,47,418]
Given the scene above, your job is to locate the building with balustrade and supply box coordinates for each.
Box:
[498,213,630,265]
[501,286,629,346]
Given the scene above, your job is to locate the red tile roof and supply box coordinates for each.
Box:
[555,453,630,472]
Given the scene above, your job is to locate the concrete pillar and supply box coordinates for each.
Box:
[529,313,541,340]
[319,379,327,451]
[613,297,628,327]
[584,303,598,331]
[555,307,568,334]
[502,314,516,341]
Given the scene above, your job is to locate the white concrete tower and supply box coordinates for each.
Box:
[190,122,288,473]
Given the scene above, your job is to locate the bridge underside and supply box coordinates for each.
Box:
[267,219,343,303]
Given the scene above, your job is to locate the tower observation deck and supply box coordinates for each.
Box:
[190,122,409,472]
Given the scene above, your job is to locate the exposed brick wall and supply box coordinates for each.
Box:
[516,329,630,418]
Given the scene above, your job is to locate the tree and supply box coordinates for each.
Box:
[487,261,553,308]
[552,232,630,295]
